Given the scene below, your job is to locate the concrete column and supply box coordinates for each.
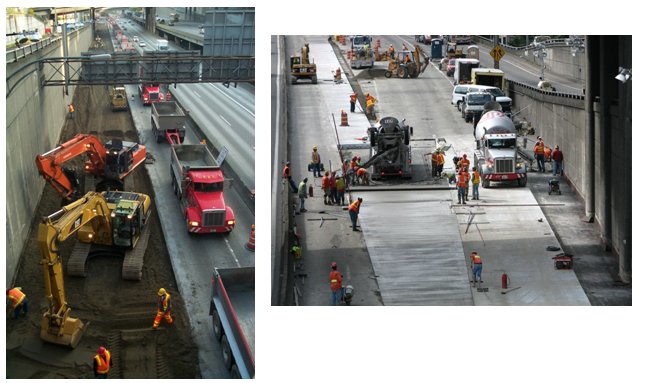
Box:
[599,37,615,251]
[583,36,596,221]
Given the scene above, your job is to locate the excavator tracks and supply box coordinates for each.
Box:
[122,224,151,281]
[67,242,92,277]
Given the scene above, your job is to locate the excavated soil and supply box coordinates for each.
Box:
[6,24,200,378]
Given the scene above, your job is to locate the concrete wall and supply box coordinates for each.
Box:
[5,27,92,285]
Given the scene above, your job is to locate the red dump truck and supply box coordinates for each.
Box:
[210,267,255,379]
[170,144,235,233]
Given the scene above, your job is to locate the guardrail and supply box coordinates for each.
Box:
[6,26,89,64]
[507,79,585,101]
[474,36,582,52]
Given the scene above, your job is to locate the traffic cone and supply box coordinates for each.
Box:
[245,224,255,252]
[340,110,348,126]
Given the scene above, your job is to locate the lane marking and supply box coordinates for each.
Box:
[208,83,255,117]
[224,237,241,267]
[220,115,231,126]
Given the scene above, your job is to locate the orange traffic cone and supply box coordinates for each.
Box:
[245,224,255,252]
[340,110,348,126]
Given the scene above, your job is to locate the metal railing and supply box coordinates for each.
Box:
[474,36,584,52]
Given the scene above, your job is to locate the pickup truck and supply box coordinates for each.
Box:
[210,267,255,379]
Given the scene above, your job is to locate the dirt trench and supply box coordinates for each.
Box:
[6,71,200,377]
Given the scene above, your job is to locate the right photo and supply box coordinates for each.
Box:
[271,35,632,306]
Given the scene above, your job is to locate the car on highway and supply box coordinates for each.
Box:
[452,84,512,112]
[133,36,139,42]
[139,42,146,47]
[447,59,456,76]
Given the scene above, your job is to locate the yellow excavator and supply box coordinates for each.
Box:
[38,190,151,347]
[385,44,430,79]
[290,42,317,84]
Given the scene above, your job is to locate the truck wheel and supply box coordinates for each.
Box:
[482,178,490,188]
[212,312,224,340]
[404,129,410,145]
[369,127,377,147]
[385,70,392,78]
[397,67,407,78]
[457,101,462,112]
[230,364,242,379]
[221,335,234,370]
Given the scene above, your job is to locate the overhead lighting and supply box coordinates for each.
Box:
[615,67,632,83]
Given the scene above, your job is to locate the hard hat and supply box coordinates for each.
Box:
[358,197,363,202]
[98,346,106,355]
[538,136,542,140]
[555,145,559,149]
[463,154,467,158]
[313,146,317,150]
[331,262,337,268]
[158,288,166,296]
[285,161,290,165]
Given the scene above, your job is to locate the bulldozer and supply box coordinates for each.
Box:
[38,190,152,347]
[384,45,430,79]
[290,42,317,84]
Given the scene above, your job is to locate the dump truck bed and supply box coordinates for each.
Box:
[171,144,218,170]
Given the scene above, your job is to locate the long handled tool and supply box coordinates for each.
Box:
[501,286,522,295]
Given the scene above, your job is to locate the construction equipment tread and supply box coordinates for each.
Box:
[67,242,92,277]
[122,225,151,281]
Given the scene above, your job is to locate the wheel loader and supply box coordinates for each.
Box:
[290,42,317,84]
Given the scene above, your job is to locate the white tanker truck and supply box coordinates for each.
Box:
[474,103,527,188]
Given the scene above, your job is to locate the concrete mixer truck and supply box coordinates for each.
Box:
[473,103,527,188]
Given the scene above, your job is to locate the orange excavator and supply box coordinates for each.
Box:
[36,134,147,202]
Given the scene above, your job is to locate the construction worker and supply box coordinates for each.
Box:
[404,54,411,64]
[6,287,28,319]
[298,178,308,212]
[356,167,369,185]
[67,103,75,119]
[93,346,113,378]
[388,44,395,59]
[349,92,358,113]
[311,146,322,177]
[470,252,483,286]
[456,169,468,204]
[436,150,445,178]
[335,67,342,82]
[471,166,480,200]
[335,173,346,206]
[402,43,409,51]
[282,161,298,193]
[534,136,546,172]
[365,93,377,116]
[329,172,338,205]
[343,159,352,186]
[329,262,343,306]
[152,288,173,330]
[349,197,362,231]
[457,154,470,173]
[431,151,439,178]
[552,145,564,176]
[322,171,331,205]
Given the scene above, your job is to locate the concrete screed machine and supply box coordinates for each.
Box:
[37,190,152,348]
[364,116,414,179]
[290,43,317,84]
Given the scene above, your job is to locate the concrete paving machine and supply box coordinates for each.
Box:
[290,42,317,84]
[385,45,430,79]
[38,190,152,347]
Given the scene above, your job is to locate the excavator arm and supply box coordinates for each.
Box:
[37,191,114,348]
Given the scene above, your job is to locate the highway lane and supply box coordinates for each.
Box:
[126,85,255,377]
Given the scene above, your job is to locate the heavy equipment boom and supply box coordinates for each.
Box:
[35,134,147,201]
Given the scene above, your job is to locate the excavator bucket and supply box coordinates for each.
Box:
[40,314,86,348]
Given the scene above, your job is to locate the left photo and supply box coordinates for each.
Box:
[5,7,254,379]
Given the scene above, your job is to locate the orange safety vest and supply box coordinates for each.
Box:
[68,104,75,113]
[350,94,357,103]
[95,350,111,374]
[357,168,367,176]
[329,270,343,291]
[312,151,321,164]
[431,153,439,164]
[457,173,468,187]
[471,254,482,264]
[7,288,26,309]
[534,141,545,155]
[322,176,330,189]
[283,165,291,178]
[349,200,361,213]
[459,158,470,170]
[472,170,480,184]
[388,46,395,54]
[437,153,445,165]
[158,293,171,313]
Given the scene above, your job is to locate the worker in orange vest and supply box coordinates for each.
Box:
[329,172,338,205]
[470,252,483,286]
[282,161,298,193]
[335,174,346,206]
[457,154,470,173]
[456,169,468,204]
[329,262,343,305]
[6,287,28,319]
[322,171,331,205]
[471,166,481,200]
[356,167,369,185]
[436,150,445,178]
[349,197,362,231]
[93,346,113,378]
[349,93,358,113]
[430,151,439,178]
[67,103,75,119]
[534,136,546,172]
[404,54,411,64]
[388,44,395,59]
[152,288,173,329]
